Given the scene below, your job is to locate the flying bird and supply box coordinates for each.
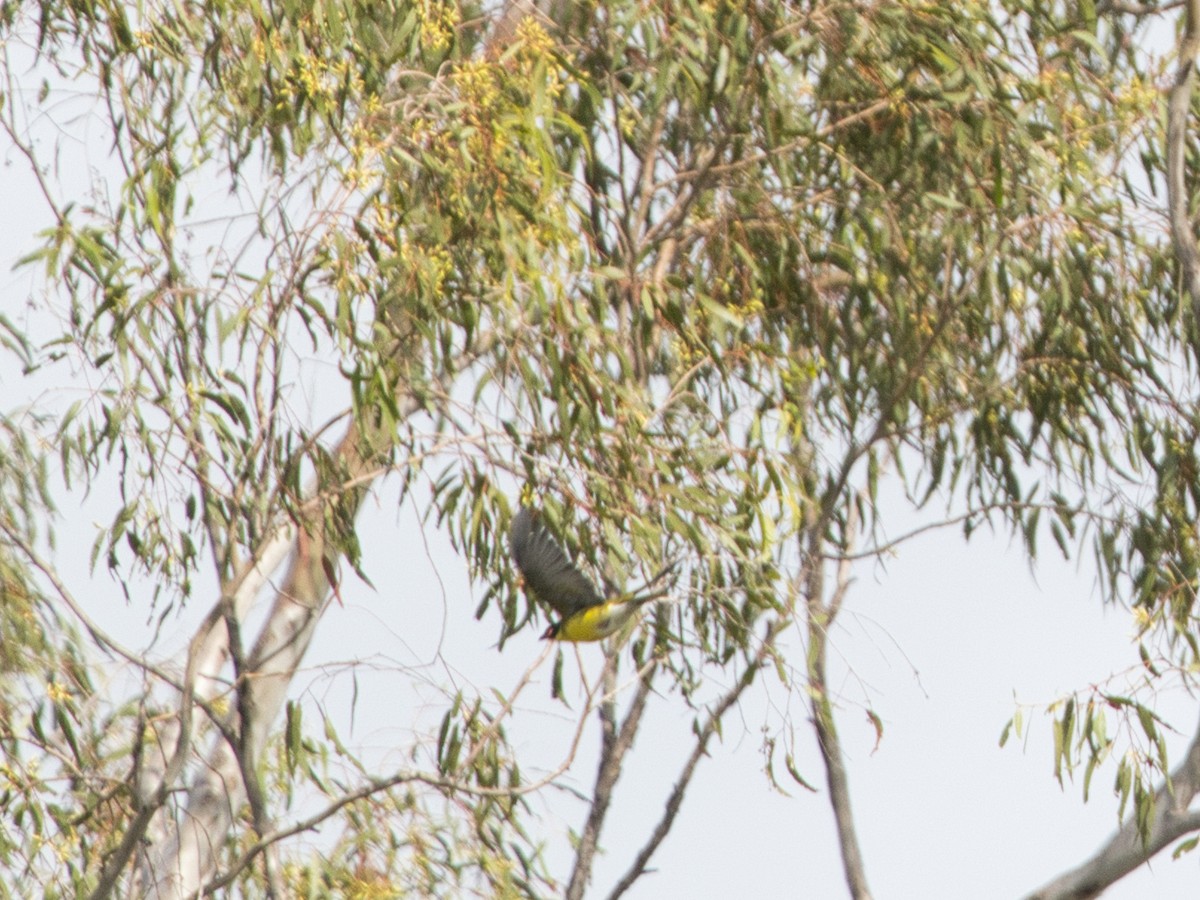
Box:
[510,506,669,641]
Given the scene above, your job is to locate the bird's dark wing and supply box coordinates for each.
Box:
[511,507,603,617]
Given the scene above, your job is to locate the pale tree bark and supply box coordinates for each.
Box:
[141,533,332,898]
[134,398,413,898]
[81,526,298,900]
[1169,0,1200,328]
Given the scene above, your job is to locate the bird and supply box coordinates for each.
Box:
[510,506,669,641]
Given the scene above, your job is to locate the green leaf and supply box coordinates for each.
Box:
[1173,836,1199,860]
[285,701,302,774]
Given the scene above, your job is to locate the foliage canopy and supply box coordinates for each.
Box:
[1,1,1198,897]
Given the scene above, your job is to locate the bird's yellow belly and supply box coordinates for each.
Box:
[557,601,635,642]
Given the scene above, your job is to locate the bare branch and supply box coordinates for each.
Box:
[566,659,657,900]
[604,636,778,900]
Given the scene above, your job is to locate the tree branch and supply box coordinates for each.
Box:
[604,633,779,900]
[137,395,409,897]
[224,590,285,898]
[1097,0,1185,15]
[565,660,657,900]
[1167,0,1200,332]
[1025,713,1200,899]
[807,509,874,900]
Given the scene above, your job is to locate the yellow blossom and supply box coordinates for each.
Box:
[417,0,460,53]
[47,681,71,704]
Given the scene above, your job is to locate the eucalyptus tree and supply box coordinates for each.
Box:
[0,1,1196,898]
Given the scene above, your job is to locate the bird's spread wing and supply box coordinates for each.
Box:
[511,507,603,617]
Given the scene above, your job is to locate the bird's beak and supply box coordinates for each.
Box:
[540,624,557,640]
